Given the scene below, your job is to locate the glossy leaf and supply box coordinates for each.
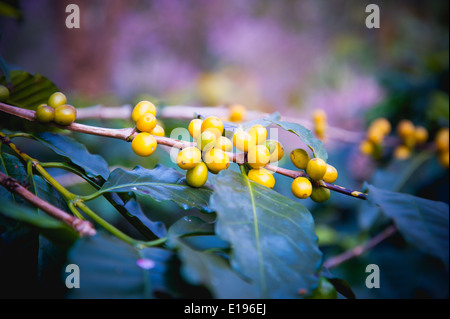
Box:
[67,233,175,298]
[267,119,328,161]
[210,170,322,298]
[365,183,449,267]
[34,132,110,179]
[96,164,213,212]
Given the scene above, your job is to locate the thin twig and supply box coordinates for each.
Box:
[323,225,398,269]
[0,171,96,237]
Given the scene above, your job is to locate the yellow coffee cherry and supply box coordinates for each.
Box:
[290,149,311,170]
[215,136,233,152]
[197,131,217,152]
[54,104,77,125]
[233,130,256,152]
[132,101,157,122]
[367,126,385,145]
[229,104,246,122]
[315,121,327,140]
[265,140,284,163]
[291,177,312,199]
[248,124,267,145]
[176,147,202,170]
[310,186,331,203]
[414,126,428,145]
[247,145,271,169]
[201,116,224,137]
[150,124,165,137]
[359,140,374,156]
[136,112,157,132]
[131,132,157,157]
[371,118,391,136]
[312,109,327,124]
[306,158,328,181]
[36,104,55,123]
[394,145,411,160]
[186,162,209,188]
[435,128,449,152]
[438,151,449,169]
[203,148,230,174]
[188,119,203,140]
[247,168,275,189]
[48,92,67,108]
[322,164,338,184]
[397,119,415,141]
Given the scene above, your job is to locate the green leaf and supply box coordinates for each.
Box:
[33,132,110,179]
[365,183,449,267]
[267,119,328,161]
[210,170,322,298]
[0,201,78,249]
[67,232,175,298]
[0,152,29,203]
[96,164,213,213]
[0,2,22,19]
[0,70,58,109]
[167,216,214,247]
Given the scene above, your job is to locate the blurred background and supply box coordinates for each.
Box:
[1,0,449,299]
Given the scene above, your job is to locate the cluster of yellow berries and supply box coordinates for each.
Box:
[35,92,77,126]
[130,101,165,157]
[312,109,328,140]
[183,116,284,188]
[435,127,449,168]
[393,119,429,160]
[290,149,337,203]
[359,117,392,158]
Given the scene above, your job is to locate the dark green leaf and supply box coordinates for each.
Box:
[210,170,322,298]
[67,232,174,298]
[365,183,449,267]
[0,70,58,109]
[267,119,328,161]
[97,164,213,213]
[0,152,29,203]
[33,132,110,179]
[0,201,78,249]
[167,216,214,247]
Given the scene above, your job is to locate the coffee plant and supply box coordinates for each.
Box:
[0,70,448,299]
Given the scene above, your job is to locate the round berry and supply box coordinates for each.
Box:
[310,186,331,203]
[359,140,374,155]
[203,148,230,174]
[188,119,203,140]
[438,151,449,169]
[306,158,327,181]
[248,168,275,189]
[414,126,428,145]
[247,144,270,169]
[367,126,385,145]
[435,128,449,152]
[131,132,157,157]
[176,147,202,170]
[201,116,224,138]
[35,104,55,123]
[232,130,255,152]
[312,109,327,124]
[394,145,411,160]
[290,149,311,170]
[54,104,77,125]
[132,101,156,122]
[48,92,67,108]
[150,124,165,137]
[265,140,284,163]
[291,177,312,199]
[397,119,415,140]
[215,136,233,152]
[0,84,10,101]
[197,131,217,152]
[136,112,157,133]
[248,124,267,145]
[228,104,246,122]
[371,118,391,136]
[322,164,338,184]
[186,162,209,188]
